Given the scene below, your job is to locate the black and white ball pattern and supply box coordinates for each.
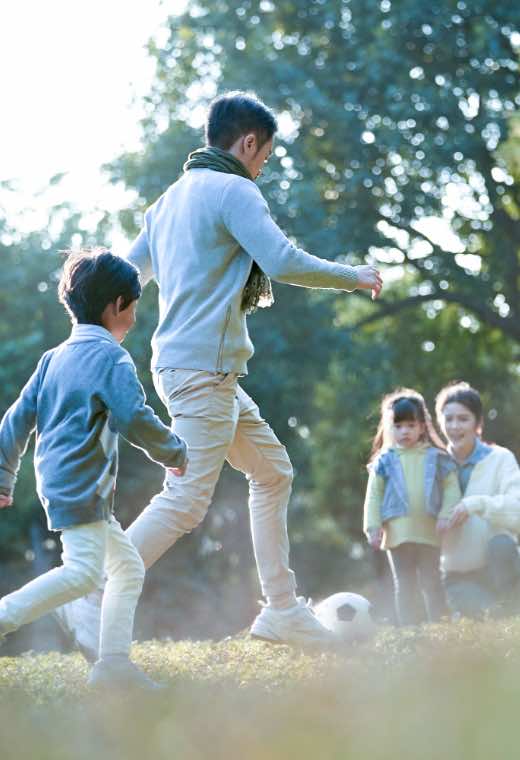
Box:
[314,592,377,642]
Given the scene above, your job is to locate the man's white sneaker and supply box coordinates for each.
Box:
[52,593,101,663]
[250,597,338,648]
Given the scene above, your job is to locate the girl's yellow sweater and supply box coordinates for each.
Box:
[364,445,460,550]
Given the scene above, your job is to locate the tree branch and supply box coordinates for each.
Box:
[350,290,520,341]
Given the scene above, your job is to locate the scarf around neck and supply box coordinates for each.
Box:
[183,146,274,314]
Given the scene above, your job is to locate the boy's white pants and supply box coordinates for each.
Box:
[0,517,144,659]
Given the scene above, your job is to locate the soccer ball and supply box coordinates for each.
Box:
[314,592,377,643]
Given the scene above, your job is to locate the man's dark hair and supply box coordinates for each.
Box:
[206,91,277,150]
[58,248,141,325]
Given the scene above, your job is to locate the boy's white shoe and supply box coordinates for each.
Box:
[250,597,338,648]
[87,656,166,692]
[52,593,101,663]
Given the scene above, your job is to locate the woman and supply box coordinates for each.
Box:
[435,382,520,618]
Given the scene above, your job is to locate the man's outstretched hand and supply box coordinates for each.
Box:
[167,460,188,478]
[354,265,383,300]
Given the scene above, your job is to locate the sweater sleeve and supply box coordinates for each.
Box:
[220,178,359,291]
[100,352,187,468]
[126,228,154,287]
[363,470,385,534]
[0,361,42,495]
[462,450,520,533]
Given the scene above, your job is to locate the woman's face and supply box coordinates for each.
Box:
[440,401,480,452]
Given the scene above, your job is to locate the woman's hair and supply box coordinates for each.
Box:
[58,248,141,325]
[369,388,445,462]
[435,381,483,429]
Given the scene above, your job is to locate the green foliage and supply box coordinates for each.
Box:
[310,308,519,543]
[103,0,520,579]
[111,0,520,337]
[1,1,520,628]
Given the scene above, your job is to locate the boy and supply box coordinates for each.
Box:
[0,249,187,690]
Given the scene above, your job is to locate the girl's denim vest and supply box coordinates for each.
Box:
[372,447,454,522]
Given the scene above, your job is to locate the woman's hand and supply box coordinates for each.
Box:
[436,517,451,535]
[448,502,469,529]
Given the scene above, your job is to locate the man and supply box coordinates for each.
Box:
[56,91,382,654]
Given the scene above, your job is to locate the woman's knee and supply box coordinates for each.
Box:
[488,534,520,590]
[488,534,518,562]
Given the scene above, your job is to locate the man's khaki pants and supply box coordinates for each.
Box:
[126,369,297,604]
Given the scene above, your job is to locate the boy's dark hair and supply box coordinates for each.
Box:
[435,382,483,426]
[206,91,278,151]
[58,248,141,325]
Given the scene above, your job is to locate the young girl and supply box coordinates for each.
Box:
[363,389,460,626]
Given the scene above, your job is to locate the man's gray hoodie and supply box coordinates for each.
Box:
[126,169,360,375]
[0,325,187,531]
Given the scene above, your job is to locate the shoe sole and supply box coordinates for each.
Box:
[250,632,288,646]
[87,679,167,692]
[250,625,335,649]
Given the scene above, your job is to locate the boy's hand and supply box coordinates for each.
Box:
[0,494,13,509]
[354,265,383,300]
[367,528,383,550]
[167,460,188,478]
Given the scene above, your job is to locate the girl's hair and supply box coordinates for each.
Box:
[369,388,445,462]
[435,381,483,429]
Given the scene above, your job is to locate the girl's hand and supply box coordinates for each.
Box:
[436,518,450,535]
[367,528,384,550]
[0,494,13,509]
[448,503,469,529]
[167,459,188,478]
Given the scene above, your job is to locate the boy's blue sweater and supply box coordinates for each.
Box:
[0,325,187,531]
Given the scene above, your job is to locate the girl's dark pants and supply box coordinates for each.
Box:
[387,542,446,625]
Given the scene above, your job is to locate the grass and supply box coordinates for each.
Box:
[1,620,520,759]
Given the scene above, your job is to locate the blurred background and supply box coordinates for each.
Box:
[0,0,519,653]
